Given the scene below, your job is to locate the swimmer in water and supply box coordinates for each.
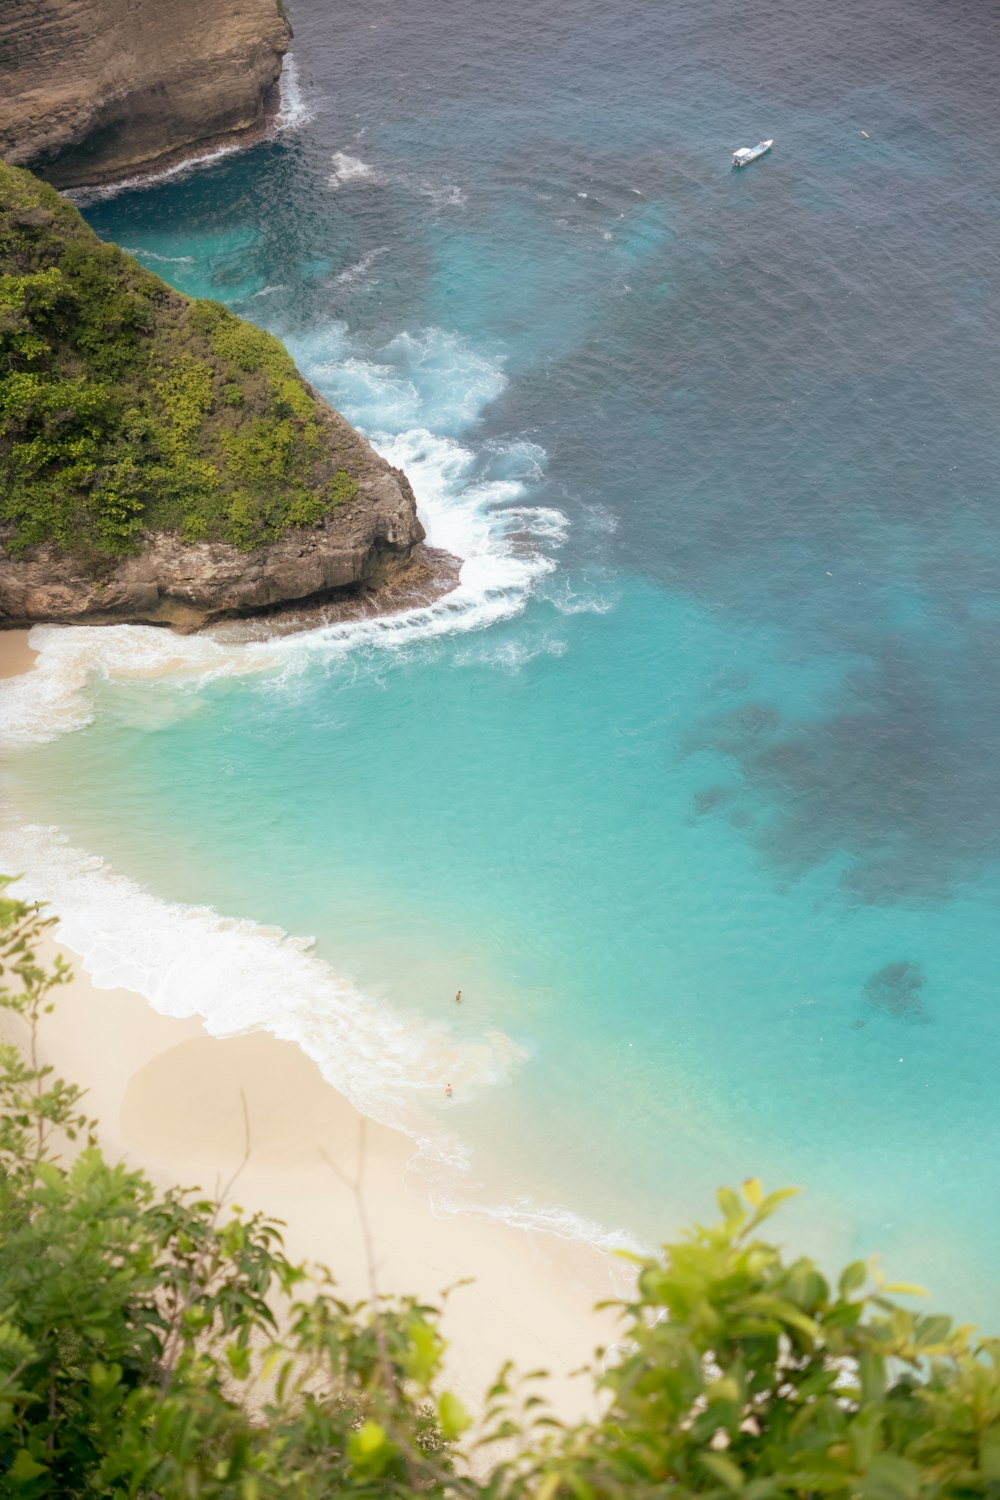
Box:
[455,989,462,1004]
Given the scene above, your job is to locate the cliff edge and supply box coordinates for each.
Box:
[0,0,290,188]
[0,163,425,631]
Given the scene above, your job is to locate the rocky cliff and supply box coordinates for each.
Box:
[0,163,426,631]
[0,463,425,631]
[0,0,290,187]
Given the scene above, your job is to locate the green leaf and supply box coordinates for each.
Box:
[438,1389,473,1440]
[839,1260,867,1297]
[10,1450,49,1482]
[753,1186,801,1226]
[717,1186,744,1223]
[980,1427,1000,1481]
[858,1350,886,1402]
[700,1452,744,1491]
[913,1313,952,1348]
[860,1455,921,1500]
[347,1418,395,1476]
[226,1343,251,1380]
[742,1177,762,1208]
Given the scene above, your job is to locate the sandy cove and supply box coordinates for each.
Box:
[0,628,38,678]
[0,628,619,1425]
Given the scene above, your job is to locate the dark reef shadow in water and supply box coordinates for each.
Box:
[862,961,929,1024]
[688,631,1000,905]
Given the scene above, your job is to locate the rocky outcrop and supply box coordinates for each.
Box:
[0,0,290,187]
[0,161,429,631]
[0,444,425,632]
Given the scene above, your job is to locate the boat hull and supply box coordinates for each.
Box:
[732,139,773,167]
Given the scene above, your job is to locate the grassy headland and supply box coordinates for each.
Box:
[0,162,357,568]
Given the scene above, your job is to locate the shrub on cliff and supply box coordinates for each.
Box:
[0,164,357,566]
[1,885,999,1498]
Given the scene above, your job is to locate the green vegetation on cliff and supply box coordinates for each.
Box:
[0,163,357,565]
[2,887,1000,1499]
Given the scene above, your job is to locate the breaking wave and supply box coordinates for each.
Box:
[328,151,382,189]
[68,142,246,205]
[276,54,311,130]
[0,827,524,1139]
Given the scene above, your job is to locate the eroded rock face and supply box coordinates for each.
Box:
[0,447,427,632]
[0,0,290,187]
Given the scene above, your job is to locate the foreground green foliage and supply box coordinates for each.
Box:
[0,165,358,565]
[1,883,998,1498]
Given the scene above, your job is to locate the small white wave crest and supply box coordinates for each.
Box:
[122,247,195,265]
[0,833,526,1141]
[329,151,382,189]
[416,181,466,209]
[333,247,390,285]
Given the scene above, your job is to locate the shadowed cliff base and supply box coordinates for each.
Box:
[0,0,290,189]
[204,545,464,641]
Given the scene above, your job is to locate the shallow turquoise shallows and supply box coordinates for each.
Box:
[5,0,1000,1320]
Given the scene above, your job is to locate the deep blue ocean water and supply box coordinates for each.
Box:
[4,0,1000,1313]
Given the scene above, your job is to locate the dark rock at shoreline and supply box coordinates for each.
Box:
[0,433,427,633]
[0,0,290,188]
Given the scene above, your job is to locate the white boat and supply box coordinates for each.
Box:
[732,139,773,168]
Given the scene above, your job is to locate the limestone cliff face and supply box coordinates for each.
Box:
[0,446,425,631]
[0,0,290,187]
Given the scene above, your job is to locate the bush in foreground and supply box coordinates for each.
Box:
[0,882,998,1498]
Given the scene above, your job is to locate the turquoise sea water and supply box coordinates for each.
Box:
[3,0,1000,1314]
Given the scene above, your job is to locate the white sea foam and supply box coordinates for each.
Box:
[454,635,568,673]
[0,832,524,1142]
[333,247,390,285]
[122,247,195,265]
[543,582,618,616]
[416,181,466,209]
[288,325,506,434]
[0,625,269,749]
[328,151,382,189]
[582,502,620,535]
[68,142,245,205]
[276,54,311,130]
[431,1190,646,1269]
